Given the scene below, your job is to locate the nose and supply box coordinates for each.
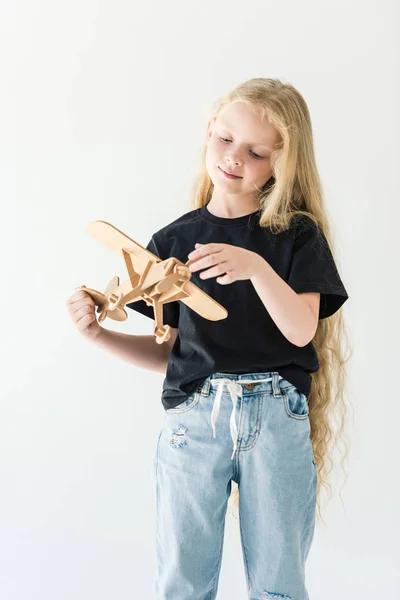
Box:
[226,150,242,165]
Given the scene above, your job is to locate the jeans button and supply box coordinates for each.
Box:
[244,383,255,390]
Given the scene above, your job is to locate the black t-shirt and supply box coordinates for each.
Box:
[126,203,349,410]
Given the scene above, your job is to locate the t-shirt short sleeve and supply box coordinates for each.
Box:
[287,217,349,319]
[125,236,180,328]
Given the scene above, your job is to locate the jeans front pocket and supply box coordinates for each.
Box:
[282,385,309,420]
[165,387,201,414]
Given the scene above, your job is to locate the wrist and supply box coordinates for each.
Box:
[82,325,104,343]
[250,253,267,281]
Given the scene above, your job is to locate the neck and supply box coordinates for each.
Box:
[206,197,260,219]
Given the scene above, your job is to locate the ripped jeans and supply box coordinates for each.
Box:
[152,371,318,600]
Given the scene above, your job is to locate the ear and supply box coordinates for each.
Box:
[206,118,216,144]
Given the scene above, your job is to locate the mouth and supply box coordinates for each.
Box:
[218,166,242,179]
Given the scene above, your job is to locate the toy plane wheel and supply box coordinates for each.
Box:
[154,325,171,344]
[173,264,191,281]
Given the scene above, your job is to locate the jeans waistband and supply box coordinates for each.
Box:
[199,371,289,399]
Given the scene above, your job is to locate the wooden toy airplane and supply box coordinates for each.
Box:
[78,220,228,344]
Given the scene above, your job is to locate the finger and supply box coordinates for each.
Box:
[188,244,223,261]
[76,313,96,328]
[67,289,90,303]
[74,304,96,321]
[70,297,95,315]
[216,271,235,285]
[189,257,214,273]
[189,252,224,273]
[199,261,230,280]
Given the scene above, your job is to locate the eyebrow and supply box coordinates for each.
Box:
[218,121,272,150]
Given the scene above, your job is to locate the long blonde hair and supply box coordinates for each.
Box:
[188,78,353,525]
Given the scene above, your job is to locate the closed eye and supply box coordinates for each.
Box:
[219,137,265,160]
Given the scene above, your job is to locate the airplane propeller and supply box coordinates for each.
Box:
[80,277,128,323]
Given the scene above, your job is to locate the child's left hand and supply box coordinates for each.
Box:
[187,243,262,284]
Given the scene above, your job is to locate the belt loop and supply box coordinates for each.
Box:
[272,372,281,398]
[200,378,210,396]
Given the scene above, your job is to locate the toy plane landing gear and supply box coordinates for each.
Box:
[79,221,228,344]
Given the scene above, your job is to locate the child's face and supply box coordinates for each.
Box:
[205,101,280,200]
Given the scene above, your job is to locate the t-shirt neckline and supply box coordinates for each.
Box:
[199,203,261,227]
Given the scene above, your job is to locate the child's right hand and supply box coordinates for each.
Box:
[65,286,101,339]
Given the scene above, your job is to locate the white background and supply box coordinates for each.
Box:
[1,0,399,598]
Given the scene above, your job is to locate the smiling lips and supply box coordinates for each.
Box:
[219,166,241,179]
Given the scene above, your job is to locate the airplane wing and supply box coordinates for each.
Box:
[173,280,227,320]
[86,221,160,272]
[85,220,228,321]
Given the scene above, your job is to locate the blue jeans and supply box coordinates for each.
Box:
[153,371,317,600]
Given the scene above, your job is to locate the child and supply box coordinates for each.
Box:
[66,77,349,600]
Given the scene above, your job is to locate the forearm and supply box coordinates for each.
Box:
[87,327,169,373]
[250,256,316,347]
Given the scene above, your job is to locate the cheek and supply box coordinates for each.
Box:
[252,162,271,182]
[207,138,220,159]
[205,152,218,183]
[205,141,220,171]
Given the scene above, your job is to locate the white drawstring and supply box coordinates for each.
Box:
[210,376,282,460]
